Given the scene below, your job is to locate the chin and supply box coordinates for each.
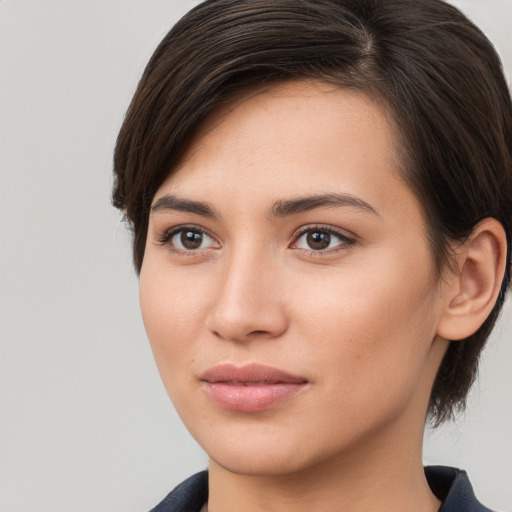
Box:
[186,420,315,476]
[210,446,316,477]
[191,420,356,479]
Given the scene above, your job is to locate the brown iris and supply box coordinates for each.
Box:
[181,230,203,249]
[307,231,331,250]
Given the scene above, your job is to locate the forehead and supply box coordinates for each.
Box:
[192,80,392,144]
[162,80,403,202]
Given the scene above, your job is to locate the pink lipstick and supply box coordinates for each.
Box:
[200,364,308,412]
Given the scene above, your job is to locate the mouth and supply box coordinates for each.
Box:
[200,363,308,412]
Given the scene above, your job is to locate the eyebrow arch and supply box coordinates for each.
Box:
[151,195,218,218]
[270,193,379,217]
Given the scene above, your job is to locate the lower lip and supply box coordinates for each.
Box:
[203,382,306,412]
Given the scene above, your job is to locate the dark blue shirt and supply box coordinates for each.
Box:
[150,466,494,512]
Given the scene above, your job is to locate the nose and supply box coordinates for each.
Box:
[205,250,289,342]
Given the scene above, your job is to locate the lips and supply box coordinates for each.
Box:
[200,364,308,412]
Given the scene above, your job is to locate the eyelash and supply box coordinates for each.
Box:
[158,225,218,255]
[157,224,356,256]
[291,225,356,255]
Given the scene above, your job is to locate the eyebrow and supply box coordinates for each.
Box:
[270,193,379,217]
[151,195,219,218]
[150,192,379,219]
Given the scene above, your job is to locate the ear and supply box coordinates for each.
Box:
[436,218,507,341]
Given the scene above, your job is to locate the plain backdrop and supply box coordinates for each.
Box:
[0,1,511,511]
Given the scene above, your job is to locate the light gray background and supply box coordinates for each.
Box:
[0,1,511,511]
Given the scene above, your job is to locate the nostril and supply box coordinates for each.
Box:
[211,329,272,340]
[248,330,270,337]
[210,326,285,342]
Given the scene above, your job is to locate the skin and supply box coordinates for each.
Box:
[139,80,500,512]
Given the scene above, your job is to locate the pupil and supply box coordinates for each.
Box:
[307,231,330,250]
[181,230,202,249]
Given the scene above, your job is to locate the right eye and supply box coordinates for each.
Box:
[160,227,219,252]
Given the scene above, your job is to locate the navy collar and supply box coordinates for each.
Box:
[150,466,493,512]
[426,466,494,512]
[150,471,208,512]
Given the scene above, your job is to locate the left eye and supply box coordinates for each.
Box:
[168,228,217,251]
[293,228,352,252]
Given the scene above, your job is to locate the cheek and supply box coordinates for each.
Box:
[289,248,438,402]
[139,262,208,381]
[139,268,213,422]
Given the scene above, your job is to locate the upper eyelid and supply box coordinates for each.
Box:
[292,224,356,241]
[158,224,218,244]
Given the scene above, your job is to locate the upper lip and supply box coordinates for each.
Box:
[200,363,308,384]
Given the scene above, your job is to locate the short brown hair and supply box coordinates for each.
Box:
[113,0,512,423]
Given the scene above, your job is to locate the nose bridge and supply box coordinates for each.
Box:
[206,242,287,341]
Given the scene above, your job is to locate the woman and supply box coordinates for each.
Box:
[113,0,512,511]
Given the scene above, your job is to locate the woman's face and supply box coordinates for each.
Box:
[140,80,449,476]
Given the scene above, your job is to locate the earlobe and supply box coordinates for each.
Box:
[437,218,507,341]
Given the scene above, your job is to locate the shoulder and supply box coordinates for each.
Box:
[149,471,208,512]
[425,466,495,512]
